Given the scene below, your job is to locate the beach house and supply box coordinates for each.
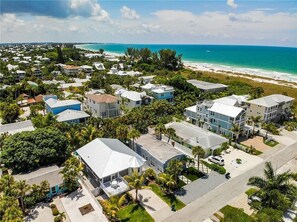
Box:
[14,165,65,198]
[76,138,146,197]
[135,134,185,172]
[85,94,121,118]
[116,89,153,109]
[141,83,174,102]
[165,121,228,156]
[187,79,228,93]
[62,65,81,76]
[185,95,248,137]
[246,94,294,123]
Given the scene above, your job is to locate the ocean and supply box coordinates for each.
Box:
[77,44,297,81]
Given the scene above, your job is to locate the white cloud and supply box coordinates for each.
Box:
[120,6,140,20]
[69,0,110,21]
[227,0,238,9]
[0,13,24,32]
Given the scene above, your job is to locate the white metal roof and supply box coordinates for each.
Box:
[121,91,146,101]
[185,105,196,113]
[77,138,146,178]
[56,109,90,122]
[187,79,227,90]
[209,102,243,118]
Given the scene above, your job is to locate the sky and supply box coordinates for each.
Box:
[0,0,297,46]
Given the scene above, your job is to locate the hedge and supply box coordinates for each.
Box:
[202,161,226,174]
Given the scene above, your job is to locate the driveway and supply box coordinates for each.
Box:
[60,182,108,222]
[25,203,53,222]
[175,171,227,204]
[222,149,263,177]
[129,189,173,222]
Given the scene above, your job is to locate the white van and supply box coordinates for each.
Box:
[208,156,225,166]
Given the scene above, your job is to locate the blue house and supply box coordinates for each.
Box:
[141,84,174,102]
[44,95,82,115]
[14,165,66,198]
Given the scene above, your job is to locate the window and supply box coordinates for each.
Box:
[161,93,164,97]
[51,186,56,194]
[136,101,140,104]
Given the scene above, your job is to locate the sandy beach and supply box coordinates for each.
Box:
[184,62,297,89]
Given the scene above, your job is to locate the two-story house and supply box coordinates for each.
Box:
[246,94,294,123]
[116,89,153,109]
[185,95,249,137]
[85,94,121,118]
[141,83,174,102]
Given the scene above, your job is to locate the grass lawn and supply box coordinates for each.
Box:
[177,178,186,188]
[117,203,154,222]
[182,167,205,181]
[149,183,185,210]
[264,140,279,147]
[220,205,254,222]
[245,188,258,197]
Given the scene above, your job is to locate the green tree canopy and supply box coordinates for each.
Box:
[1,128,68,173]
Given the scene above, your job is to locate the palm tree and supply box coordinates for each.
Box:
[166,159,183,182]
[66,128,81,151]
[0,174,15,196]
[192,146,205,172]
[158,173,177,194]
[262,122,278,138]
[166,127,176,143]
[2,204,23,222]
[39,180,50,200]
[127,128,141,151]
[124,171,145,202]
[116,124,129,142]
[230,123,241,142]
[81,125,100,144]
[250,115,262,136]
[60,157,83,192]
[103,194,127,220]
[14,180,30,213]
[154,123,166,140]
[248,162,297,211]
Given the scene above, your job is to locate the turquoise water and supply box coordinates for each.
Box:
[78,44,297,75]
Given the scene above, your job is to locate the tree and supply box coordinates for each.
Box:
[166,159,183,182]
[157,173,177,194]
[31,113,57,128]
[1,128,68,173]
[143,168,156,181]
[124,171,145,202]
[192,146,205,172]
[1,103,20,123]
[55,212,66,222]
[81,125,101,144]
[262,122,279,137]
[248,162,297,211]
[57,47,64,63]
[127,128,141,151]
[66,128,81,151]
[116,124,129,142]
[158,49,183,70]
[255,208,283,222]
[166,127,176,143]
[154,123,166,140]
[60,157,82,192]
[230,123,241,142]
[14,180,30,213]
[250,115,262,135]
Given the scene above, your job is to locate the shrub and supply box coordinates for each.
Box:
[202,161,226,174]
[236,158,242,164]
[54,216,62,222]
[52,208,59,216]
[50,204,56,208]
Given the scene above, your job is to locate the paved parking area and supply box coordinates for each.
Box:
[25,203,53,222]
[60,183,108,222]
[222,149,263,177]
[129,189,174,222]
[175,171,227,204]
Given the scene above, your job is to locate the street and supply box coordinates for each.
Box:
[162,141,297,222]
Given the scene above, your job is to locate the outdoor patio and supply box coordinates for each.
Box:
[240,136,271,152]
[100,176,130,197]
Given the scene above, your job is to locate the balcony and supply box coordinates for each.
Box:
[100,176,130,197]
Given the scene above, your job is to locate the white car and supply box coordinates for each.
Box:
[208,156,224,166]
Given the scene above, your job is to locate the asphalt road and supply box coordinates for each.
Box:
[162,141,297,222]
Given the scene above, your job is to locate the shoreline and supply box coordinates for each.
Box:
[76,44,297,87]
[185,62,297,89]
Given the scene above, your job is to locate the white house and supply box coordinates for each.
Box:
[93,62,105,71]
[85,94,121,118]
[76,138,146,197]
[116,89,153,109]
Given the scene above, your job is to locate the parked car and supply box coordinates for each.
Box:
[248,195,261,204]
[208,156,224,166]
